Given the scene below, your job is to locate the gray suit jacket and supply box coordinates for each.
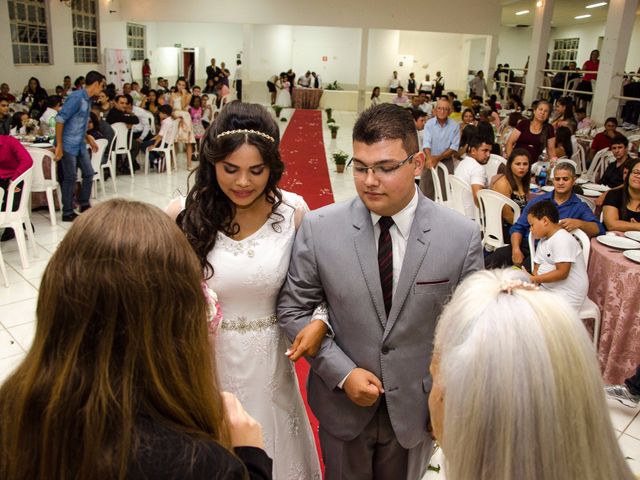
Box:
[277,193,483,449]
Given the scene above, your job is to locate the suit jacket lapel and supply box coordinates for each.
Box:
[383,195,432,339]
[352,200,387,328]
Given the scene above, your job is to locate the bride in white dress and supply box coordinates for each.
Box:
[169,102,323,480]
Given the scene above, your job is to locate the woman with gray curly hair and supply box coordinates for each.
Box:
[426,269,633,480]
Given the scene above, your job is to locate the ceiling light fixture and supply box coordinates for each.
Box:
[536,1,543,7]
[586,2,607,8]
[575,14,592,19]
[515,10,530,15]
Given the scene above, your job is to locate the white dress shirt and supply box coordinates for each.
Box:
[132,106,154,139]
[338,188,419,389]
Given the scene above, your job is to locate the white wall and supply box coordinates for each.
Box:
[496,26,533,70]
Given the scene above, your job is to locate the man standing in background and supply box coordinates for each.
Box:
[233,60,244,102]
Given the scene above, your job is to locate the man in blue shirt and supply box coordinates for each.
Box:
[486,161,604,269]
[419,98,460,200]
[55,70,104,222]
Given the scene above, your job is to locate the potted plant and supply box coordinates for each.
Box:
[332,150,349,173]
[328,124,339,139]
[324,108,333,121]
[273,105,283,118]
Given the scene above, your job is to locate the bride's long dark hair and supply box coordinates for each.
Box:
[177,101,285,279]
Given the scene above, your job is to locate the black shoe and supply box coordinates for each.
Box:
[1,228,15,242]
[80,204,91,213]
[62,212,79,222]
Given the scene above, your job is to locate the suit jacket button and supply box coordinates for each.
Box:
[381,347,390,354]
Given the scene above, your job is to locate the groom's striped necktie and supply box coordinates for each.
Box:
[378,216,394,317]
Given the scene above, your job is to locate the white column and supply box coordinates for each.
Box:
[590,0,639,122]
[483,35,499,93]
[241,23,252,101]
[523,0,555,106]
[356,28,370,114]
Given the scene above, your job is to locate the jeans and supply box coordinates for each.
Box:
[61,148,93,216]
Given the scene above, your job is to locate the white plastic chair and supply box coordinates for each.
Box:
[528,228,600,346]
[485,154,507,184]
[430,162,451,206]
[448,174,478,220]
[220,93,236,107]
[571,142,586,175]
[477,189,521,251]
[0,187,8,287]
[580,149,613,183]
[110,122,135,179]
[0,168,37,269]
[577,194,596,213]
[27,147,60,226]
[144,119,179,175]
[90,139,114,196]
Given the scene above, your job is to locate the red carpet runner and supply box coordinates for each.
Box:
[279,109,334,471]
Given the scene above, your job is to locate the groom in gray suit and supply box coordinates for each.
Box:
[278,104,483,479]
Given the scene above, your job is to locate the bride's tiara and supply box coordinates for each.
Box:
[216,129,275,143]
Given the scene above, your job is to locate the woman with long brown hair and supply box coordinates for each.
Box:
[0,199,271,480]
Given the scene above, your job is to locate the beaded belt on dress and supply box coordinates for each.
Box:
[220,314,278,333]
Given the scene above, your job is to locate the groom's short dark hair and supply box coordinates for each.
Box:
[353,103,418,155]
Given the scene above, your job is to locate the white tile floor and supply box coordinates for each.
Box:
[0,109,639,474]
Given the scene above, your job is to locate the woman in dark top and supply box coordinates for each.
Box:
[491,148,532,241]
[20,76,47,107]
[603,158,640,232]
[505,100,557,163]
[551,96,575,130]
[0,200,272,480]
[555,125,573,159]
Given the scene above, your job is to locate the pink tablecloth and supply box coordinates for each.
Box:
[292,88,323,109]
[588,236,640,384]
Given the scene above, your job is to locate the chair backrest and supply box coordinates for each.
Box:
[485,154,507,183]
[430,162,451,205]
[159,119,180,148]
[2,167,33,217]
[567,77,581,93]
[477,189,521,250]
[583,148,613,182]
[26,147,56,192]
[448,174,473,217]
[571,142,586,174]
[111,122,131,153]
[91,138,109,172]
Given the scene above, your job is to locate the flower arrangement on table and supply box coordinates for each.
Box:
[25,118,39,134]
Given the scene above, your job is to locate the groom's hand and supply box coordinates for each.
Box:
[286,319,328,362]
[343,368,384,407]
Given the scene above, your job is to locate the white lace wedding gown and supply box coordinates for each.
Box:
[207,190,321,480]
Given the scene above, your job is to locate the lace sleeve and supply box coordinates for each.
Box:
[292,195,310,231]
[311,302,334,338]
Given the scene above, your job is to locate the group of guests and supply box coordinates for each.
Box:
[266,70,322,107]
[0,101,634,480]
[388,70,445,98]
[205,57,242,102]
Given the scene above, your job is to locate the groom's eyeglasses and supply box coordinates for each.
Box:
[351,153,415,178]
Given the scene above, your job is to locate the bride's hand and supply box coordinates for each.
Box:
[285,319,328,362]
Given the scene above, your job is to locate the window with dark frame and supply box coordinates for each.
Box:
[7,0,50,65]
[127,23,145,61]
[72,0,99,64]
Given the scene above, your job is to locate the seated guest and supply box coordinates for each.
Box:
[461,108,476,129]
[575,107,595,132]
[590,117,620,159]
[457,124,478,159]
[416,92,433,116]
[20,76,47,107]
[491,148,531,237]
[470,95,483,115]
[89,106,114,165]
[600,135,632,188]
[505,100,556,164]
[391,86,409,106]
[122,82,132,95]
[130,81,145,106]
[0,200,273,479]
[603,158,640,232]
[449,100,462,122]
[131,102,155,162]
[55,85,65,97]
[486,161,603,269]
[9,112,28,136]
[73,75,85,91]
[0,98,11,135]
[39,95,63,140]
[0,135,33,241]
[555,125,574,159]
[454,135,491,220]
[412,109,427,150]
[95,89,113,119]
[144,89,160,120]
[370,86,381,106]
[200,94,214,128]
[140,104,173,171]
[0,83,16,103]
[550,96,574,130]
[62,75,73,95]
[86,112,104,141]
[499,111,525,149]
[106,94,139,128]
[528,201,588,312]
[429,268,635,480]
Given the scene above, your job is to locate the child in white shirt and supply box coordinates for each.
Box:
[528,200,588,312]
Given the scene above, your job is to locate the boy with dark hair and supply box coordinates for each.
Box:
[528,200,588,312]
[601,135,631,188]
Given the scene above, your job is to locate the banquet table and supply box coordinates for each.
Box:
[292,87,323,109]
[588,235,640,384]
